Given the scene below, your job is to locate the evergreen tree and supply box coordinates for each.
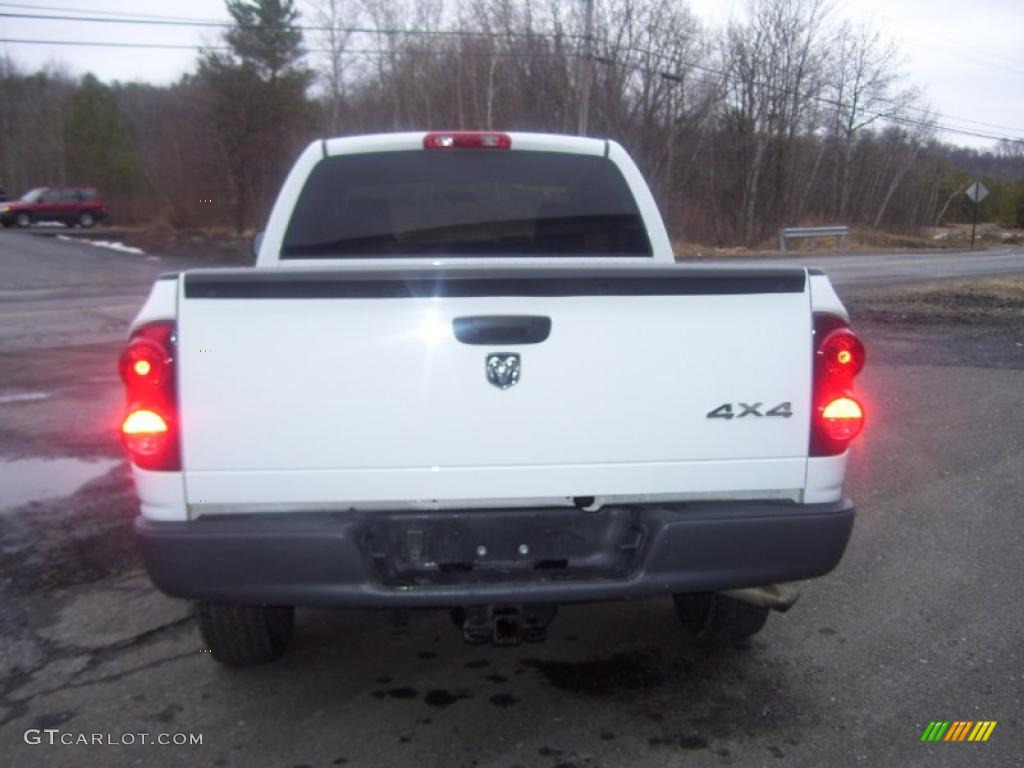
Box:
[224,0,305,83]
[64,73,142,197]
[198,0,311,233]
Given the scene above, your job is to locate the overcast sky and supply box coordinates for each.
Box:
[1,0,1021,150]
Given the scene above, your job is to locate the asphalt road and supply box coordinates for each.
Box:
[725,246,1024,287]
[2,228,1023,348]
[1,230,1022,767]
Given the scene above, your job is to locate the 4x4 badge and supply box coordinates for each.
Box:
[707,401,793,419]
[486,353,520,389]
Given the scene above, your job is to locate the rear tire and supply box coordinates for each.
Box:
[14,212,30,228]
[673,593,769,645]
[196,602,294,665]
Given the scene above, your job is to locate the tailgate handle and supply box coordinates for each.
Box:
[453,315,551,345]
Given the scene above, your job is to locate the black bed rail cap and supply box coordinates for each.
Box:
[183,265,807,299]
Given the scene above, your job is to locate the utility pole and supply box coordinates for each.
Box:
[576,0,594,136]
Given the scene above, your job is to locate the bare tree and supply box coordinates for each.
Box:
[872,118,934,229]
[723,0,831,244]
[827,20,920,220]
[313,0,359,133]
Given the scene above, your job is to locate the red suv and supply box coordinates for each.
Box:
[0,187,108,228]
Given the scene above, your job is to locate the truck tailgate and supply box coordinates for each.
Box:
[177,267,812,507]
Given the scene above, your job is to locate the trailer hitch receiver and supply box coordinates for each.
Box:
[455,604,557,645]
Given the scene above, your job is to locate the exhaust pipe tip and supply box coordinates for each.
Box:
[719,584,800,613]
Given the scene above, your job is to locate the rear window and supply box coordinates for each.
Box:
[281,150,652,258]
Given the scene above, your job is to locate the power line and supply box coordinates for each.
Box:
[2,24,1021,146]
[879,98,1024,135]
[0,37,569,59]
[0,37,231,51]
[0,1,218,22]
[9,0,1024,83]
[0,10,580,40]
[610,44,1024,145]
[853,3,1024,73]
[602,48,1024,145]
[7,4,1024,84]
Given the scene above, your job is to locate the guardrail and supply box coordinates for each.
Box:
[778,225,848,252]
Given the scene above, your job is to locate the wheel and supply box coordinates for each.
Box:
[14,211,31,228]
[196,602,294,665]
[673,593,769,645]
[77,212,96,228]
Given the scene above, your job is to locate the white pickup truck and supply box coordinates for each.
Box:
[120,131,865,665]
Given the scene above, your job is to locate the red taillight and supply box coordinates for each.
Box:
[122,409,170,457]
[819,396,864,442]
[423,131,512,150]
[122,409,168,434]
[119,338,170,387]
[811,314,866,456]
[818,328,866,378]
[119,321,179,470]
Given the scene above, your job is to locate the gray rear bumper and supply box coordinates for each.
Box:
[135,499,854,607]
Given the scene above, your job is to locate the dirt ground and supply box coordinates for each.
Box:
[843,275,1024,325]
[43,227,255,264]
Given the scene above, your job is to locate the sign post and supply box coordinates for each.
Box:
[964,181,989,250]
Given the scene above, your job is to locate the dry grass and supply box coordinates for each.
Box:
[845,277,1024,324]
[673,223,1024,258]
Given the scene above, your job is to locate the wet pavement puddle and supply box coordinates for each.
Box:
[0,456,121,511]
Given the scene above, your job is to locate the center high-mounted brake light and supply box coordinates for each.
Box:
[118,321,180,470]
[810,314,866,456]
[423,131,512,150]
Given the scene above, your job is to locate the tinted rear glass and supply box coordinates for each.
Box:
[281,150,652,258]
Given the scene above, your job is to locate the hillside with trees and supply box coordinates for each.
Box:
[1,0,1022,245]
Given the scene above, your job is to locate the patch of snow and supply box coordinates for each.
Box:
[53,234,145,255]
[0,391,51,405]
[90,240,145,254]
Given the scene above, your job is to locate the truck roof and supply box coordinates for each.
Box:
[322,131,609,158]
